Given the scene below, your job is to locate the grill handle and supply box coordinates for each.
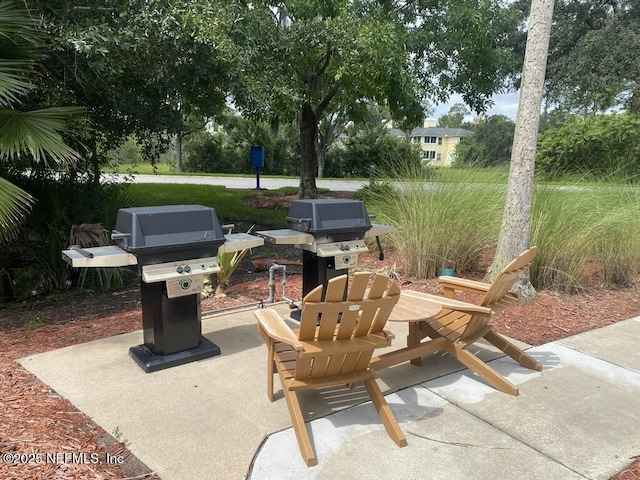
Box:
[111,231,131,240]
[221,224,235,232]
[286,216,312,225]
[376,236,385,261]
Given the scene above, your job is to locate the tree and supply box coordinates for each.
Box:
[0,0,81,243]
[487,0,555,298]
[194,0,520,198]
[455,115,516,167]
[28,0,232,174]
[438,103,470,128]
[543,0,640,115]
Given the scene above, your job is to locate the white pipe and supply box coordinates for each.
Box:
[266,263,294,305]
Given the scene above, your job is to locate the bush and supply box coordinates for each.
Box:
[0,172,135,299]
[537,113,640,182]
[326,127,422,178]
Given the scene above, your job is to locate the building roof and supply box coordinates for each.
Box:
[388,127,473,137]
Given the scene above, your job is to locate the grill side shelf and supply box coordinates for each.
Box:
[62,246,138,268]
[255,229,314,245]
[218,233,264,253]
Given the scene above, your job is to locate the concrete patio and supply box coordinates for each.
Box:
[18,304,640,479]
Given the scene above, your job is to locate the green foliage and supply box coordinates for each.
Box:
[536,113,640,181]
[183,117,299,176]
[0,0,82,242]
[454,115,515,167]
[543,0,640,115]
[0,170,134,299]
[364,166,505,279]
[216,226,254,288]
[437,103,471,128]
[326,126,422,178]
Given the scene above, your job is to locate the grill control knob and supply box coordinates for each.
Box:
[177,266,184,274]
[184,265,191,273]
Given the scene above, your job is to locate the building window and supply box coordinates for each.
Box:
[423,150,436,159]
[438,137,443,145]
[423,136,437,144]
[437,153,442,162]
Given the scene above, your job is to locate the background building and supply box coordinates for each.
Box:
[387,119,472,167]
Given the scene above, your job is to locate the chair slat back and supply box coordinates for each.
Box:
[429,308,491,344]
[296,273,400,380]
[480,247,538,307]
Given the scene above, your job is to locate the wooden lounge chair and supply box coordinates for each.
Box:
[372,246,542,396]
[255,272,407,467]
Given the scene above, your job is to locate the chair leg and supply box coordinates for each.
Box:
[363,378,407,447]
[282,385,317,467]
[267,342,275,402]
[447,343,519,396]
[483,330,543,371]
[407,322,423,366]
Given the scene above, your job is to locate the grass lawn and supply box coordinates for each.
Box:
[126,183,288,227]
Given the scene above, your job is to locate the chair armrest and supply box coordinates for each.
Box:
[254,309,304,353]
[401,290,492,317]
[439,276,492,297]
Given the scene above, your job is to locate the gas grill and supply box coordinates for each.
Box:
[257,199,393,301]
[62,205,263,373]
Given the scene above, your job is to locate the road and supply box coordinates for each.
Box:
[104,173,368,192]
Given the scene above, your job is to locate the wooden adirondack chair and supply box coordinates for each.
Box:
[372,246,542,396]
[255,272,407,467]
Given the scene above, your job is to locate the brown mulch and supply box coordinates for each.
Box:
[1,191,639,479]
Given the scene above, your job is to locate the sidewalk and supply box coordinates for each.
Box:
[19,306,640,479]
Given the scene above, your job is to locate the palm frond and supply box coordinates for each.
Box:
[0,107,84,163]
[69,223,109,247]
[0,176,33,244]
[0,1,37,38]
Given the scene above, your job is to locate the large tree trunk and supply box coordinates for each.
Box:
[487,0,554,300]
[299,102,320,198]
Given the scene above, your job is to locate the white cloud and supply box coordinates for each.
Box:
[432,91,520,121]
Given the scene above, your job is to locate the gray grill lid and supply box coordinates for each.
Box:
[113,205,225,264]
[286,199,372,236]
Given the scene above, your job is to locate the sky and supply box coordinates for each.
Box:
[432,91,521,122]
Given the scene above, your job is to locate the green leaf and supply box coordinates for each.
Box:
[0,176,33,244]
[0,107,84,163]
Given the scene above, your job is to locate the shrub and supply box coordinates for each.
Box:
[537,113,640,182]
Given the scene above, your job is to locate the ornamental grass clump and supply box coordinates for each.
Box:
[365,163,504,279]
[530,185,640,292]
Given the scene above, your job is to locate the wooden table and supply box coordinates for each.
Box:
[372,290,448,370]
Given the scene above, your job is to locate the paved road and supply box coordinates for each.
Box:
[104,173,368,192]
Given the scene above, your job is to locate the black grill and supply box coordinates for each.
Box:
[286,199,372,238]
[113,205,226,373]
[112,205,226,267]
[286,199,373,299]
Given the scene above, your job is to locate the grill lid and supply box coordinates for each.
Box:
[286,199,372,235]
[112,205,226,264]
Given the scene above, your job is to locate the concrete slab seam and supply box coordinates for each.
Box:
[422,385,590,479]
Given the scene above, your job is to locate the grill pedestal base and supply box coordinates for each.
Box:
[129,337,220,373]
[302,250,348,298]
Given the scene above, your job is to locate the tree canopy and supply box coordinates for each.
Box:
[543,0,640,115]
[17,0,522,198]
[189,0,521,197]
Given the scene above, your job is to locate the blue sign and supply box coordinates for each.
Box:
[251,146,265,168]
